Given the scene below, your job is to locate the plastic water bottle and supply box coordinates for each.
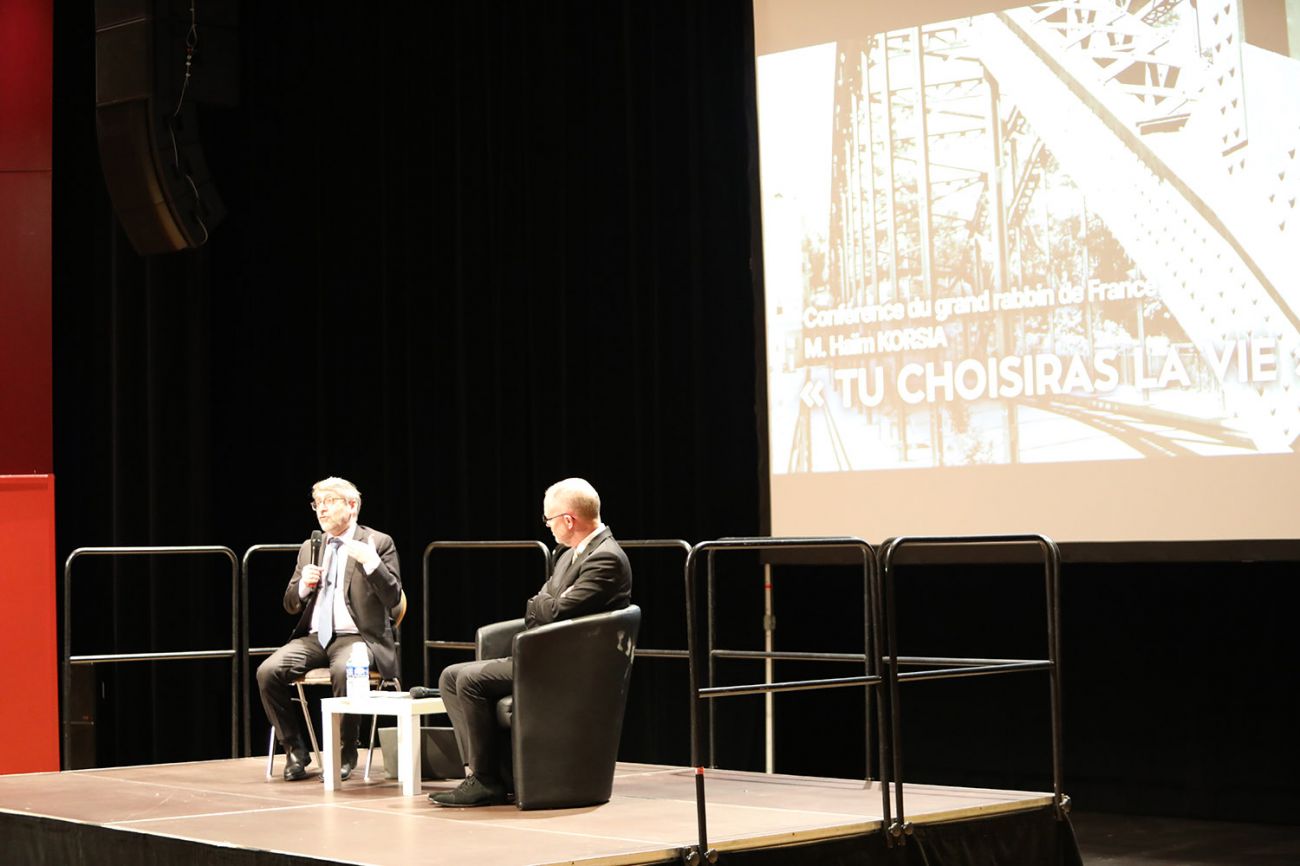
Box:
[346,642,370,699]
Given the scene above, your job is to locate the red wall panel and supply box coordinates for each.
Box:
[0,0,57,772]
[0,475,59,773]
[0,0,53,474]
[0,0,52,171]
[0,171,53,474]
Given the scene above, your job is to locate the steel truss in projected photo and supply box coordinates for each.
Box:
[768,0,1300,474]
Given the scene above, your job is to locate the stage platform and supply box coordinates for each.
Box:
[0,755,1080,865]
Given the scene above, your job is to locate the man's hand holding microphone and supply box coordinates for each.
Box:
[299,534,381,599]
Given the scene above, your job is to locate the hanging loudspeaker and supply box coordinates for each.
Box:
[94,0,237,255]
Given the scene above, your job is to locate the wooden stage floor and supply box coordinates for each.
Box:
[0,755,1057,865]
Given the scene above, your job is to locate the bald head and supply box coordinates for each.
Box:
[542,478,602,547]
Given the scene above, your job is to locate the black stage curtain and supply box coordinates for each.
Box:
[53,1,762,770]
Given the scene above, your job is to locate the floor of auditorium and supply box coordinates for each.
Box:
[1071,810,1300,865]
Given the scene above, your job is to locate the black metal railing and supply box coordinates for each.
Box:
[421,540,552,686]
[239,543,302,756]
[877,533,1066,842]
[62,546,240,768]
[422,538,695,684]
[609,538,692,662]
[682,536,884,865]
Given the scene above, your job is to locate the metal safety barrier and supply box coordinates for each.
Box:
[422,538,694,685]
[62,546,240,768]
[682,536,885,865]
[609,538,692,662]
[421,540,552,686]
[239,543,302,756]
[877,533,1067,844]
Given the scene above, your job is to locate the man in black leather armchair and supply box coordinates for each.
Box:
[429,477,632,807]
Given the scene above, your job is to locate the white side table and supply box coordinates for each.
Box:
[319,694,446,796]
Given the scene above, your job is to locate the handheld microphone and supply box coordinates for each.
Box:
[310,530,323,566]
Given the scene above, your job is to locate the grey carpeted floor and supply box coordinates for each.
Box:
[1072,811,1300,865]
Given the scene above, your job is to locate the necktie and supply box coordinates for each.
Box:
[314,538,343,648]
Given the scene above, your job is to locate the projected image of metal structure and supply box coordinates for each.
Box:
[768,0,1300,473]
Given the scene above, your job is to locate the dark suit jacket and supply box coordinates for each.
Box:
[524,527,631,628]
[284,524,402,678]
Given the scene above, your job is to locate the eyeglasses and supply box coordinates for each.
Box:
[542,512,572,527]
[310,495,347,512]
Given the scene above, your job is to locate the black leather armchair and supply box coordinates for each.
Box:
[476,604,641,810]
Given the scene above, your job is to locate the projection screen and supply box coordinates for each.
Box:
[755,0,1300,542]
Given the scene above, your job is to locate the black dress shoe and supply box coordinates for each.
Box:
[283,745,312,782]
[340,746,359,782]
[428,774,508,807]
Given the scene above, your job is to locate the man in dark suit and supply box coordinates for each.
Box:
[429,477,632,807]
[257,476,402,781]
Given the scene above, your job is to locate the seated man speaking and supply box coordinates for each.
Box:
[429,477,632,807]
[257,476,402,781]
